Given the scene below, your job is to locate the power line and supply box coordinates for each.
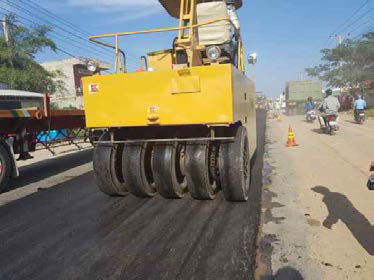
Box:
[55,47,76,58]
[14,0,141,64]
[1,0,143,68]
[1,0,108,52]
[0,7,99,58]
[0,5,140,67]
[323,0,372,47]
[347,17,374,37]
[330,0,371,35]
[325,11,373,47]
[19,0,93,37]
[1,16,78,58]
[352,24,374,40]
[340,9,373,35]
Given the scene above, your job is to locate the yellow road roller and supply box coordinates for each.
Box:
[82,0,257,202]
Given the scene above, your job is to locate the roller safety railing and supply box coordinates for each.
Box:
[88,18,244,73]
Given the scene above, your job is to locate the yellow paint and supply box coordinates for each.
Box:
[83,64,254,129]
[88,17,238,73]
[171,73,200,94]
[147,50,173,71]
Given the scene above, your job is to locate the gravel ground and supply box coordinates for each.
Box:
[256,112,373,280]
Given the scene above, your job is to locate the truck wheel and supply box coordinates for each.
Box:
[219,126,251,202]
[0,144,12,193]
[93,132,128,196]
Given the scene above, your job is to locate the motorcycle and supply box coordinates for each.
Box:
[321,114,339,135]
[355,109,365,124]
[368,162,374,191]
[306,110,316,123]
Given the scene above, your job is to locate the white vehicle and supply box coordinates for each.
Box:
[306,110,316,123]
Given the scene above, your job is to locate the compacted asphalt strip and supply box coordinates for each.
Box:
[0,110,267,280]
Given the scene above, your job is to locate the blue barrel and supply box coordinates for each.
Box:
[36,129,67,143]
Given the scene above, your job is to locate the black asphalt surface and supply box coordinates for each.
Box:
[0,110,266,280]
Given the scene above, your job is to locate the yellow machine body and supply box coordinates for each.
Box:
[85,65,251,118]
[83,63,256,154]
[147,50,173,71]
[82,0,258,202]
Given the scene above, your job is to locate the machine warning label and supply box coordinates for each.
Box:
[88,84,99,93]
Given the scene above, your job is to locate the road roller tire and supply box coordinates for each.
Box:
[152,142,187,199]
[219,126,251,202]
[185,142,217,200]
[0,143,12,193]
[93,133,128,196]
[122,143,157,197]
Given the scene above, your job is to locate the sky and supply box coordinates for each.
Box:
[1,0,373,97]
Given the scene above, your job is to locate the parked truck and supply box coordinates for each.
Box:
[0,92,87,192]
[285,80,323,115]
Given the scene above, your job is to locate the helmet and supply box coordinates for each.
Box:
[307,96,313,101]
[325,89,333,96]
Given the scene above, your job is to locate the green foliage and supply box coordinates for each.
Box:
[306,32,374,91]
[0,14,65,93]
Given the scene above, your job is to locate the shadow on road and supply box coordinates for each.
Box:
[312,186,374,256]
[310,128,324,134]
[6,149,93,193]
[345,120,358,125]
[260,266,304,280]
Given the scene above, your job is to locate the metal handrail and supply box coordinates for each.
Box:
[88,18,243,72]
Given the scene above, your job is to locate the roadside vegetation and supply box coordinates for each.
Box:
[0,14,65,93]
[366,108,374,118]
[306,32,374,94]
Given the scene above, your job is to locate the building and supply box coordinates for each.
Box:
[0,82,9,90]
[41,57,110,109]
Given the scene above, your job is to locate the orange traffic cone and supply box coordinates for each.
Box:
[286,126,298,147]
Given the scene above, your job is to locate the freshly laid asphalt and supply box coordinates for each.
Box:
[0,110,266,280]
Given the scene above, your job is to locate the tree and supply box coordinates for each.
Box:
[0,14,65,93]
[306,32,374,92]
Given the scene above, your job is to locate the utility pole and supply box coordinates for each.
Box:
[335,35,343,46]
[298,71,305,80]
[1,16,10,45]
[1,15,14,67]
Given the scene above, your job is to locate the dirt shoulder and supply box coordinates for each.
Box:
[256,113,373,280]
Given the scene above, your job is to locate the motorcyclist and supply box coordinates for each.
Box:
[304,96,315,112]
[318,89,341,128]
[353,95,366,119]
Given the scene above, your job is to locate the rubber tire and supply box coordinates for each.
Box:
[93,133,128,196]
[0,143,12,193]
[152,142,187,199]
[122,143,157,197]
[328,125,333,135]
[219,126,251,202]
[185,142,217,200]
